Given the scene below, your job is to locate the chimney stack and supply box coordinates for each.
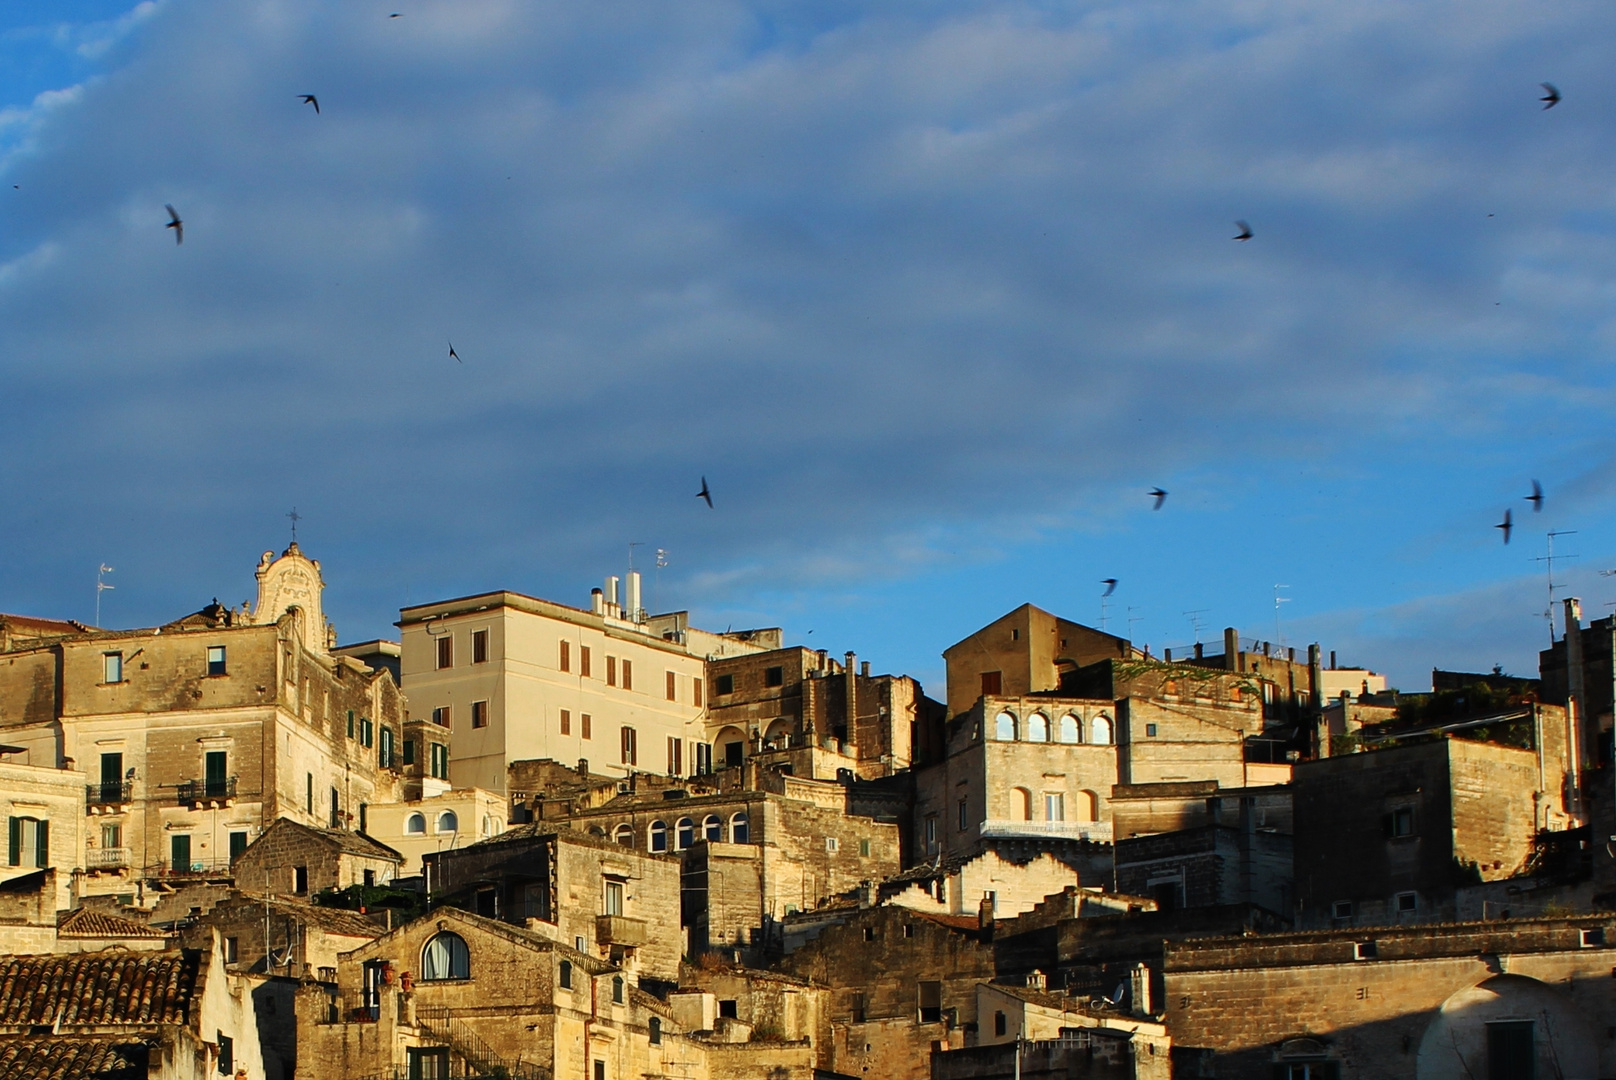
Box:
[1564,598,1586,815]
[605,576,620,618]
[1224,628,1241,672]
[591,588,605,616]
[626,571,643,622]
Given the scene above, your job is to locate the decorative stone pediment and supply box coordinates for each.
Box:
[251,543,331,654]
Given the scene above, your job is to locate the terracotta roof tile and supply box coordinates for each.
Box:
[0,953,198,1027]
[0,1039,147,1080]
[56,910,168,940]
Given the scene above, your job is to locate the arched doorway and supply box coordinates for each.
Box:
[1416,974,1598,1079]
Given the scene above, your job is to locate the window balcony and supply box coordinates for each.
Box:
[177,777,236,807]
[596,914,648,947]
[86,847,130,870]
[978,819,1112,843]
[86,781,133,810]
[143,858,237,881]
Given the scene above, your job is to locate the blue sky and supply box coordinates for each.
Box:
[4,1,1616,696]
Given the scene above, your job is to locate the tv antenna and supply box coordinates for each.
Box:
[1099,588,1110,632]
[1273,585,1291,646]
[1532,531,1578,642]
[1183,609,1209,644]
[654,548,669,615]
[1127,606,1145,641]
[95,564,114,627]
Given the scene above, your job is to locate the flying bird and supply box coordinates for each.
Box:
[1495,508,1513,545]
[448,342,460,363]
[1149,487,1168,510]
[1526,479,1544,513]
[164,204,183,245]
[697,477,713,508]
[1101,579,1118,597]
[299,94,320,114]
[1233,221,1252,241]
[1540,83,1561,109]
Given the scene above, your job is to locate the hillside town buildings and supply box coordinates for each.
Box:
[0,549,1613,1079]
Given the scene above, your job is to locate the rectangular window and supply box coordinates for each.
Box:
[359,717,372,747]
[560,640,570,672]
[958,799,968,832]
[924,816,937,852]
[330,788,341,828]
[347,710,355,738]
[560,709,571,735]
[1395,891,1418,917]
[1145,723,1158,737]
[580,646,591,678]
[471,701,488,729]
[98,752,124,803]
[101,822,122,849]
[218,1032,233,1075]
[207,645,227,676]
[472,629,489,664]
[294,866,308,894]
[695,742,713,775]
[980,671,1001,696]
[430,743,449,780]
[306,773,314,813]
[1045,792,1065,822]
[594,1062,606,1080]
[667,671,677,701]
[436,635,453,669]
[714,673,735,696]
[606,656,617,686]
[620,726,637,766]
[205,751,228,798]
[1389,807,1415,837]
[765,666,784,687]
[825,837,839,853]
[622,659,632,690]
[403,739,416,765]
[581,713,592,740]
[859,839,871,857]
[1332,899,1354,921]
[694,678,704,708]
[229,831,248,862]
[432,705,450,728]
[604,879,624,916]
[667,736,682,776]
[11,817,48,868]
[103,652,122,683]
[918,982,942,1023]
[379,727,395,768]
[224,936,239,964]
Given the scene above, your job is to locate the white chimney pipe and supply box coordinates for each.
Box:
[627,572,643,622]
[605,576,620,613]
[591,588,605,616]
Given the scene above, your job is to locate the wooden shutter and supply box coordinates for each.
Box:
[34,820,47,868]
[7,817,18,867]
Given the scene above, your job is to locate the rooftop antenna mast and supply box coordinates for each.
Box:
[1099,589,1110,632]
[654,548,669,616]
[628,542,644,620]
[95,564,114,627]
[286,507,300,545]
[1533,531,1578,642]
[1183,609,1209,645]
[1127,606,1144,642]
[1273,584,1291,647]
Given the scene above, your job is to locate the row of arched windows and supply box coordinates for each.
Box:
[403,811,500,838]
[992,710,1111,745]
[592,812,751,853]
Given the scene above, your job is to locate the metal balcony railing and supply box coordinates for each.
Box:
[87,848,130,869]
[86,781,133,806]
[177,776,237,803]
[143,859,237,879]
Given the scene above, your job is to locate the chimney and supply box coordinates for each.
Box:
[1129,963,1154,1016]
[1307,644,1322,710]
[860,661,870,678]
[845,653,857,740]
[1165,648,1172,662]
[978,893,996,930]
[1025,970,1046,991]
[577,759,590,778]
[1287,646,1295,663]
[591,588,605,617]
[626,572,643,622]
[857,881,876,909]
[1330,650,1336,670]
[605,576,620,617]
[1194,642,1204,661]
[1564,598,1586,815]
[816,649,828,671]
[1223,628,1240,672]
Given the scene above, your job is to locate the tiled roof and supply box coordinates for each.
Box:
[0,1039,147,1080]
[0,614,93,636]
[56,909,168,940]
[254,819,402,862]
[0,953,199,1027]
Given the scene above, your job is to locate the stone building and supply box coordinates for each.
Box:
[780,904,996,1080]
[0,749,87,911]
[423,824,684,982]
[295,906,810,1080]
[396,579,776,792]
[183,891,387,978]
[942,605,1141,722]
[232,818,403,900]
[1113,822,1291,915]
[0,937,265,1080]
[1292,727,1575,928]
[365,785,508,875]
[0,544,419,906]
[969,981,1171,1079]
[704,643,946,780]
[1162,916,1616,1078]
[1108,780,1292,841]
[878,850,1084,922]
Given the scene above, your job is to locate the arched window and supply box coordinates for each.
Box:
[649,820,669,853]
[994,712,1017,741]
[421,932,470,980]
[436,811,458,834]
[649,1015,662,1045]
[703,815,723,842]
[559,960,573,990]
[676,818,695,849]
[612,976,624,1004]
[613,823,634,846]
[588,825,606,837]
[1026,713,1049,742]
[1059,714,1080,744]
[1090,715,1113,745]
[1078,790,1099,822]
[405,813,426,835]
[1014,788,1033,821]
[482,814,494,837]
[730,812,749,844]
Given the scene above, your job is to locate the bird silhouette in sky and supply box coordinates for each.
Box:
[164,204,183,245]
[299,94,320,114]
[1233,221,1252,241]
[697,477,714,508]
[1496,508,1513,545]
[1541,83,1561,109]
[448,342,460,363]
[1526,480,1544,513]
[1149,487,1168,510]
[1101,579,1118,597]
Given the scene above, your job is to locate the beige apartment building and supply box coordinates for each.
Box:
[398,575,775,792]
[0,544,422,904]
